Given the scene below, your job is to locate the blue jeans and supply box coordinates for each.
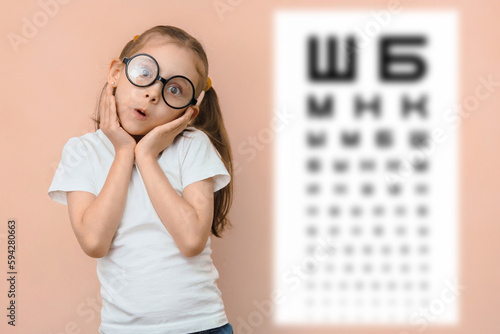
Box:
[187,322,233,334]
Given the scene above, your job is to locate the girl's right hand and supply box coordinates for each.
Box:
[100,84,136,155]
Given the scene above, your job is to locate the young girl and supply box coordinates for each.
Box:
[48,25,234,334]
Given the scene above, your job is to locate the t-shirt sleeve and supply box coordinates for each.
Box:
[180,130,231,193]
[47,137,97,205]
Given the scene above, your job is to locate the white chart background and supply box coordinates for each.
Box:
[273,10,459,325]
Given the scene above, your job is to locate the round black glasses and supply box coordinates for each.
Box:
[122,53,197,109]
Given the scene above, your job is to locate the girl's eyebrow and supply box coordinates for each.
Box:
[160,70,195,83]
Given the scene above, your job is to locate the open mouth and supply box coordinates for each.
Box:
[134,109,148,120]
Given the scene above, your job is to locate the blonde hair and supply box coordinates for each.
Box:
[91,26,234,238]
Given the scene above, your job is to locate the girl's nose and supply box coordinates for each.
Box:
[144,91,157,103]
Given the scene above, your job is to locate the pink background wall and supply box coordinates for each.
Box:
[1,0,499,333]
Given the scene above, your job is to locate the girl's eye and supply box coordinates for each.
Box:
[167,86,182,95]
[139,67,151,77]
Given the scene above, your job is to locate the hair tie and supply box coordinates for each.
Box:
[203,77,212,91]
[133,35,139,42]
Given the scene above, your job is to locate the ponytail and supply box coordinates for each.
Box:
[184,85,234,238]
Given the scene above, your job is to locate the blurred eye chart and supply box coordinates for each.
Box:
[273,10,459,325]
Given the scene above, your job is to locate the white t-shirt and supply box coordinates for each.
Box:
[48,126,231,334]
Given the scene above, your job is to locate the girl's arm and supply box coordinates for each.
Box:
[135,155,214,257]
[67,149,135,258]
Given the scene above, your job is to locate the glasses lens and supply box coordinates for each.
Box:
[163,76,194,108]
[127,55,158,86]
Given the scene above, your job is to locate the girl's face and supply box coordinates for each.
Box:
[108,35,204,138]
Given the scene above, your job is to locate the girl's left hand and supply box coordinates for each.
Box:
[135,106,196,161]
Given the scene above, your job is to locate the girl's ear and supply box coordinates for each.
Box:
[107,58,123,86]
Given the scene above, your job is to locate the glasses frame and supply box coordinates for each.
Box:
[122,53,198,109]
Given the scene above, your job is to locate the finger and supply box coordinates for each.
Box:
[100,85,108,127]
[174,110,193,134]
[102,85,111,127]
[182,108,194,122]
[105,84,113,127]
[109,93,119,126]
[106,86,119,128]
[184,108,194,125]
[175,110,193,131]
[171,110,192,127]
[157,113,187,135]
